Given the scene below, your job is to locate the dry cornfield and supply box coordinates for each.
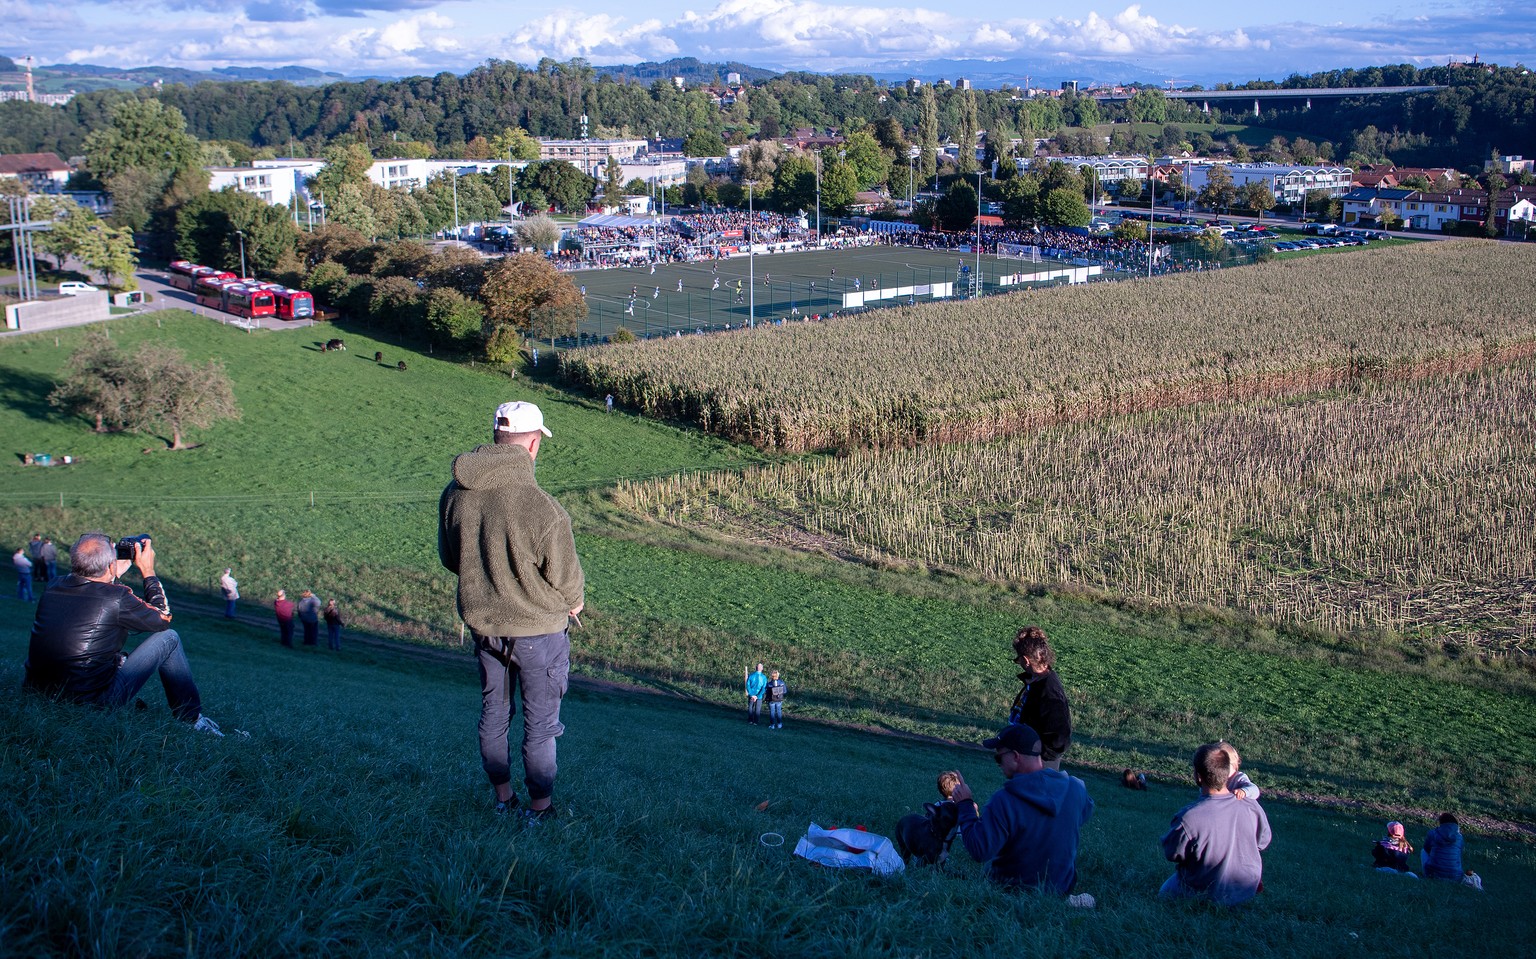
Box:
[562,240,1536,452]
[614,362,1536,652]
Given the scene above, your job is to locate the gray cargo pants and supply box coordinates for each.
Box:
[475,630,570,802]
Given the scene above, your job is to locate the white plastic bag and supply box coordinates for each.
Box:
[793,823,905,875]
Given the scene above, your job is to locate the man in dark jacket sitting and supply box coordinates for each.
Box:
[24,533,224,736]
[949,724,1096,901]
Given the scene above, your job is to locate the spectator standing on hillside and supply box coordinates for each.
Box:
[296,590,322,646]
[23,533,226,736]
[745,662,767,726]
[14,547,35,602]
[440,401,584,822]
[948,724,1096,903]
[29,534,46,587]
[1422,813,1466,881]
[765,669,787,729]
[323,598,344,650]
[1159,741,1271,906]
[273,590,295,648]
[40,538,58,580]
[1008,626,1073,769]
[219,568,239,618]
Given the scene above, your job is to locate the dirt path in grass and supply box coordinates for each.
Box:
[190,597,1536,842]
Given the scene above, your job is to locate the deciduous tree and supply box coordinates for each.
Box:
[480,253,585,343]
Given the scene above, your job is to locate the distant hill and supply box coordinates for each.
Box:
[20,61,373,88]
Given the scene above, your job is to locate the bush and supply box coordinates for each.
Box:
[610,327,636,344]
[483,325,523,363]
[425,288,485,349]
[368,276,426,334]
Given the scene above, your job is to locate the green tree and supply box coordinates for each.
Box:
[1485,170,1506,237]
[425,288,485,348]
[772,154,817,214]
[48,330,135,433]
[955,90,979,174]
[1117,176,1144,201]
[1198,165,1237,213]
[310,142,374,207]
[83,98,202,183]
[820,161,860,214]
[175,188,299,276]
[127,344,241,450]
[489,127,541,162]
[602,156,625,209]
[918,86,940,184]
[1000,174,1040,226]
[841,130,891,189]
[683,128,727,157]
[1039,187,1090,227]
[1127,88,1168,124]
[328,182,381,239]
[935,180,978,231]
[1240,182,1276,221]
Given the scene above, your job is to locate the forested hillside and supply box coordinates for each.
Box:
[4,57,1527,169]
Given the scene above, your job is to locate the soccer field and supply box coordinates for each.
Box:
[569,245,1077,340]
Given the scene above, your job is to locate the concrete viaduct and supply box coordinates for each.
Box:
[1093,86,1446,117]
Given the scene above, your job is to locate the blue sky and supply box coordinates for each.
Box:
[5,0,1533,82]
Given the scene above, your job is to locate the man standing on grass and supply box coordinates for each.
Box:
[23,533,227,736]
[439,401,584,822]
[1159,741,1271,906]
[949,724,1096,904]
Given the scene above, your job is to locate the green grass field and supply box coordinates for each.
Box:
[3,607,1532,958]
[4,310,1533,826]
[571,245,1073,339]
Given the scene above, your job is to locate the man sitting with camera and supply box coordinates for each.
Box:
[24,532,226,737]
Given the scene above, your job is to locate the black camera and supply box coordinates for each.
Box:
[116,534,151,561]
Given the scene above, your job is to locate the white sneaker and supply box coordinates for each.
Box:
[192,715,224,737]
[1067,893,1096,909]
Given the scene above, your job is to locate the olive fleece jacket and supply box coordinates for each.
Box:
[438,443,584,638]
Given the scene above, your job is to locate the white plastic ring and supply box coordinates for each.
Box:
[760,832,785,847]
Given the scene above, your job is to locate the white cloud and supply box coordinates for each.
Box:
[502,13,679,63]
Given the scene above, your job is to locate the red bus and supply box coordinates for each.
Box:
[169,262,236,292]
[219,283,277,319]
[253,283,315,320]
[194,277,238,310]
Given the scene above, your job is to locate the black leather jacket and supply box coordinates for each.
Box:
[24,574,172,704]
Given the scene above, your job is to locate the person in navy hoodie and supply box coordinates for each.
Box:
[948,724,1095,899]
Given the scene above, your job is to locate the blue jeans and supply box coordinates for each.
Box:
[224,598,236,618]
[769,701,783,723]
[476,630,569,802]
[326,621,341,650]
[103,629,203,722]
[301,619,318,646]
[17,572,34,602]
[278,618,294,647]
[747,696,761,723]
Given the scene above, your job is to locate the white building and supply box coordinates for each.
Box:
[1183,163,1354,205]
[537,138,650,178]
[367,158,522,191]
[1030,155,1149,184]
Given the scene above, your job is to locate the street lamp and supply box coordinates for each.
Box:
[235,229,247,279]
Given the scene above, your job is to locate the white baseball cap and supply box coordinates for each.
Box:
[493,401,551,437]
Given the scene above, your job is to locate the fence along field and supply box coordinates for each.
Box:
[615,361,1536,654]
[561,240,1536,452]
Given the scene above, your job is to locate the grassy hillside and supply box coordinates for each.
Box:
[3,311,1534,826]
[3,608,1532,958]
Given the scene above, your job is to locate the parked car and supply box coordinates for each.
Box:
[58,281,99,295]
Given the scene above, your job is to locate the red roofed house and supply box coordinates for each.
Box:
[0,153,71,193]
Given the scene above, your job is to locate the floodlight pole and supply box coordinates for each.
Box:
[1148,173,1155,280]
[235,229,247,279]
[974,172,983,297]
[451,171,461,245]
[815,150,821,244]
[748,181,756,328]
